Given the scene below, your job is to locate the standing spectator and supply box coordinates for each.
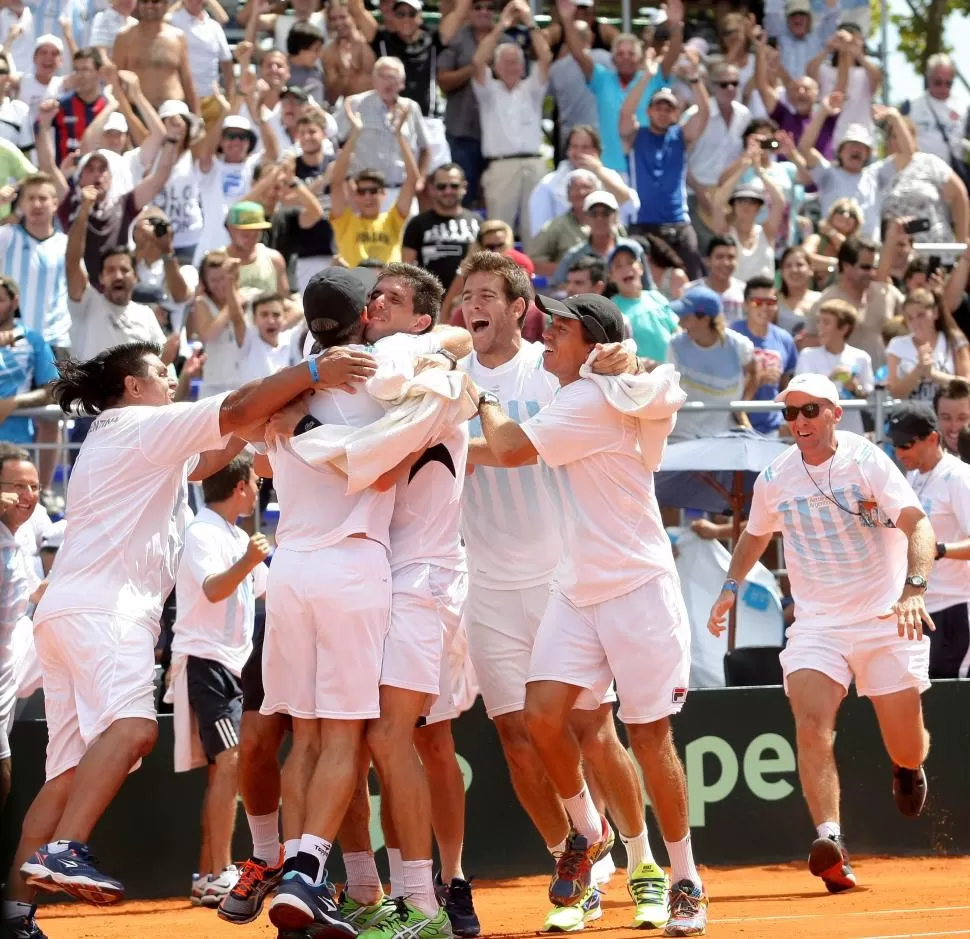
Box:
[803,198,864,288]
[472,0,552,246]
[764,0,840,83]
[89,0,137,58]
[169,0,235,125]
[50,47,106,164]
[551,190,623,286]
[130,206,196,327]
[777,246,821,336]
[795,299,873,436]
[239,292,299,383]
[321,1,375,104]
[686,235,746,321]
[0,0,34,74]
[730,276,798,437]
[402,162,480,293]
[710,168,785,283]
[621,76,709,281]
[901,54,969,171]
[935,379,970,457]
[188,251,245,398]
[286,22,326,108]
[563,255,606,297]
[239,0,327,54]
[530,169,599,277]
[14,35,65,136]
[222,201,290,300]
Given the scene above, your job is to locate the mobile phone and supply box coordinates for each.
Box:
[766,37,779,49]
[927,256,941,277]
[903,218,931,235]
[760,139,779,151]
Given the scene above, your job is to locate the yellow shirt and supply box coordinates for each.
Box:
[332,206,405,267]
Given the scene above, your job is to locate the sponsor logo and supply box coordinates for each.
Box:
[672,687,687,704]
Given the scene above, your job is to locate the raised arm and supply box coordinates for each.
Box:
[473,3,518,82]
[619,69,653,148]
[711,154,749,235]
[330,99,362,218]
[177,33,200,114]
[66,187,96,301]
[523,2,553,79]
[556,0,593,82]
[439,0,473,45]
[121,71,165,145]
[657,0,685,82]
[875,104,916,170]
[34,100,68,201]
[753,32,779,114]
[754,162,786,243]
[347,0,379,44]
[798,91,842,168]
[132,137,181,211]
[945,247,970,315]
[394,105,420,216]
[682,61,710,149]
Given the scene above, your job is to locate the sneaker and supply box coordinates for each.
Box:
[434,875,480,938]
[808,835,857,894]
[20,841,124,905]
[590,854,615,888]
[892,764,928,817]
[549,818,612,907]
[191,873,211,906]
[628,861,670,929]
[269,872,357,936]
[2,905,48,938]
[540,887,602,933]
[219,851,286,924]
[663,880,708,937]
[355,898,452,939]
[201,865,241,908]
[339,892,397,929]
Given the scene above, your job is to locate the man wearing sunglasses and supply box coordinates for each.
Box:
[709,372,936,894]
[901,53,969,172]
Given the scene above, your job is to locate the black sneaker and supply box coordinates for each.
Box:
[434,874,481,938]
[892,764,928,817]
[808,834,857,894]
[1,905,48,939]
[269,872,357,937]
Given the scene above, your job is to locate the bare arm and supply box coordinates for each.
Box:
[525,6,553,79]
[877,105,915,170]
[755,164,786,243]
[219,58,236,100]
[944,249,970,315]
[682,75,710,148]
[619,69,653,147]
[711,156,748,235]
[944,172,970,244]
[754,37,779,114]
[132,138,181,211]
[187,436,250,482]
[346,0,378,44]
[472,20,509,84]
[439,0,472,45]
[657,0,685,81]
[66,189,94,301]
[205,0,230,27]
[477,398,538,466]
[556,0,593,81]
[34,102,68,201]
[797,92,841,169]
[706,528,775,636]
[395,110,420,216]
[200,532,272,599]
[330,101,362,218]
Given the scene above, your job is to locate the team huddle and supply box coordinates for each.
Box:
[3,251,942,939]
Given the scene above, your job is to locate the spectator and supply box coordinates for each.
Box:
[89,0,138,58]
[50,46,106,164]
[716,12,757,95]
[14,35,65,137]
[530,125,637,240]
[710,171,785,283]
[321,1,376,105]
[607,238,678,363]
[666,284,756,438]
[730,275,798,437]
[169,0,235,124]
[233,45,290,144]
[286,21,326,108]
[564,255,606,297]
[222,201,290,300]
[763,0,840,88]
[472,1,552,246]
[809,24,881,143]
[795,299,873,435]
[876,217,920,291]
[777,246,821,336]
[552,190,624,286]
[901,53,969,171]
[887,288,970,403]
[188,251,245,397]
[402,162,480,293]
[0,52,30,151]
[0,275,57,445]
[239,0,328,55]
[0,139,32,222]
[543,0,619,59]
[101,112,131,155]
[803,197,863,288]
[641,233,688,302]
[289,112,337,288]
[935,378,970,457]
[330,99,417,267]
[687,234,746,321]
[130,206,196,329]
[806,235,902,370]
[530,168,599,277]
[239,292,299,383]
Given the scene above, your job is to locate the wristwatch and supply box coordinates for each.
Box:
[935,542,947,560]
[904,574,928,591]
[440,349,459,370]
[477,390,500,411]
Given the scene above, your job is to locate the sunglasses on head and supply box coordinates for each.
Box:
[357,186,381,195]
[435,182,462,190]
[782,402,822,421]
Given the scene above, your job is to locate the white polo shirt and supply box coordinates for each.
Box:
[471,68,548,159]
[686,100,751,189]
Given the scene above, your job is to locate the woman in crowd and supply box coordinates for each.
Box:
[810,24,881,140]
[777,246,820,337]
[802,197,863,288]
[188,252,246,398]
[642,234,689,302]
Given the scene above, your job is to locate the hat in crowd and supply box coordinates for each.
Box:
[104,112,129,134]
[34,34,64,54]
[535,293,624,345]
[226,201,272,230]
[730,182,766,204]
[774,373,840,407]
[76,149,112,175]
[158,99,204,143]
[583,191,619,213]
[785,0,812,16]
[670,285,723,319]
[574,0,594,7]
[649,87,679,108]
[131,284,167,306]
[685,37,709,57]
[838,123,874,150]
[607,238,645,266]
[222,114,258,149]
[393,0,424,10]
[303,267,377,340]
[888,402,939,448]
[280,85,310,102]
[503,247,535,277]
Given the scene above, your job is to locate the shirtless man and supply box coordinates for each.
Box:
[321,1,375,104]
[112,0,199,113]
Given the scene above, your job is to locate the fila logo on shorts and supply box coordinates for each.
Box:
[672,688,688,704]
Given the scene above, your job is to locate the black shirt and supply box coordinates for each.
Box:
[281,154,335,259]
[402,209,480,288]
[371,27,444,117]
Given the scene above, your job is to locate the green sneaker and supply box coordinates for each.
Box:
[628,861,670,929]
[356,898,453,939]
[339,891,397,929]
[541,887,602,933]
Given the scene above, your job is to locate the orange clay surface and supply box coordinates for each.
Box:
[35,857,970,939]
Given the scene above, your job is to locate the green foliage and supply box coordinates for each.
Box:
[887,0,970,73]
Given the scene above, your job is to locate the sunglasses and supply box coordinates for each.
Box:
[782,402,822,421]
[395,8,419,16]
[931,77,954,86]
[356,187,381,195]
[223,131,249,140]
[587,207,614,217]
[717,81,739,89]
[0,69,9,76]
[749,296,778,307]
[435,182,462,191]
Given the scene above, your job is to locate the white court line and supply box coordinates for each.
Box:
[853,931,970,939]
[713,905,970,925]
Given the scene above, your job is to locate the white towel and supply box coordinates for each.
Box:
[164,654,207,774]
[579,343,687,472]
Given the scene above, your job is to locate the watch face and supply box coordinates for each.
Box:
[907,575,927,587]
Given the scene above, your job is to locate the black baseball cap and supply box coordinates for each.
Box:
[888,402,939,447]
[303,267,377,340]
[534,293,624,345]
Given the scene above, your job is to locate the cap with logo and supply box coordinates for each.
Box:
[303,267,377,340]
[535,293,624,345]
[888,402,939,448]
[670,285,723,319]
[583,190,619,213]
[607,237,645,266]
[226,201,272,230]
[774,373,840,407]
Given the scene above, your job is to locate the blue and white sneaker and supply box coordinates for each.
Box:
[269,871,358,937]
[20,841,125,905]
[1,904,48,938]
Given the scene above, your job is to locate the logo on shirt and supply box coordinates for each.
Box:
[408,442,456,482]
[672,687,688,704]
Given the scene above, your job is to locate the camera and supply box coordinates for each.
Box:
[149,218,171,237]
[902,218,931,236]
[760,139,779,151]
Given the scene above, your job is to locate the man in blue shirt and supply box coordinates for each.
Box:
[0,276,58,445]
[620,71,709,281]
[730,275,798,437]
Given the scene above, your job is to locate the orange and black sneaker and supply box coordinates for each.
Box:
[549,818,614,907]
[808,835,857,894]
[217,848,285,925]
[892,764,928,817]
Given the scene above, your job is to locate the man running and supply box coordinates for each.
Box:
[708,373,935,894]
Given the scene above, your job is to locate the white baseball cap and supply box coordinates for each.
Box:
[775,373,840,407]
[583,190,619,212]
[104,112,129,134]
[34,34,64,54]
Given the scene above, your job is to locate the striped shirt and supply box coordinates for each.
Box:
[0,224,70,348]
[52,91,107,164]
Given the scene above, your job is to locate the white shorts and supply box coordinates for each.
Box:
[261,540,391,720]
[34,613,158,780]
[529,573,691,725]
[780,617,931,698]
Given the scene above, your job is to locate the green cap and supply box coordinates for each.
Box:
[226,201,272,230]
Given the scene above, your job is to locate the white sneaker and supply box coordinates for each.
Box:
[191,873,211,906]
[201,866,240,908]
[591,853,616,887]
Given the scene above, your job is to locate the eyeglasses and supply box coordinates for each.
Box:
[356,187,381,195]
[930,77,954,86]
[481,241,506,251]
[717,81,739,89]
[749,296,778,307]
[435,182,462,191]
[0,481,40,494]
[782,403,822,422]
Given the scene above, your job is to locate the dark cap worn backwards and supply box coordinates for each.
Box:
[888,401,939,447]
[302,267,378,339]
[534,293,624,345]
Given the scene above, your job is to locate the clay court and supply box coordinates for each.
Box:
[34,857,970,939]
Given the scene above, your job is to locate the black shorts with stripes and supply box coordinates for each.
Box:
[186,656,243,761]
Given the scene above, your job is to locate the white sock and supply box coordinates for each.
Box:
[297,834,332,886]
[621,828,655,872]
[284,838,301,861]
[562,785,602,844]
[402,859,438,918]
[664,833,701,890]
[46,841,70,854]
[817,821,841,840]
[247,811,281,866]
[344,851,384,905]
[387,847,404,898]
[3,900,33,920]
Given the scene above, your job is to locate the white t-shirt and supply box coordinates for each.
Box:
[907,452,970,614]
[0,8,34,74]
[0,98,32,150]
[172,506,269,676]
[886,332,961,403]
[168,8,232,97]
[68,283,167,361]
[130,147,204,250]
[795,344,874,437]
[521,378,677,607]
[88,8,136,47]
[0,520,32,661]
[239,325,298,385]
[196,295,245,396]
[36,394,230,635]
[195,153,263,264]
[460,341,562,591]
[17,73,65,138]
[746,431,922,628]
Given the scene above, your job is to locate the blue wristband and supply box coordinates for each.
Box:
[307,355,320,383]
[722,579,739,595]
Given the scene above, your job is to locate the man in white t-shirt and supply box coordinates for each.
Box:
[13,35,65,144]
[4,336,379,935]
[708,373,936,895]
[173,453,269,909]
[470,288,709,938]
[890,403,970,679]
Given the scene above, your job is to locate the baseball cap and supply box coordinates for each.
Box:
[785,0,812,15]
[888,402,939,447]
[534,293,624,345]
[224,115,254,133]
[838,123,874,150]
[303,267,377,340]
[158,99,203,141]
[76,149,112,175]
[280,85,310,102]
[394,0,424,9]
[774,373,840,407]
[670,285,723,319]
[583,191,619,213]
[607,237,644,266]
[226,201,272,230]
[649,87,679,108]
[104,112,129,134]
[34,34,64,54]
[730,183,766,204]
